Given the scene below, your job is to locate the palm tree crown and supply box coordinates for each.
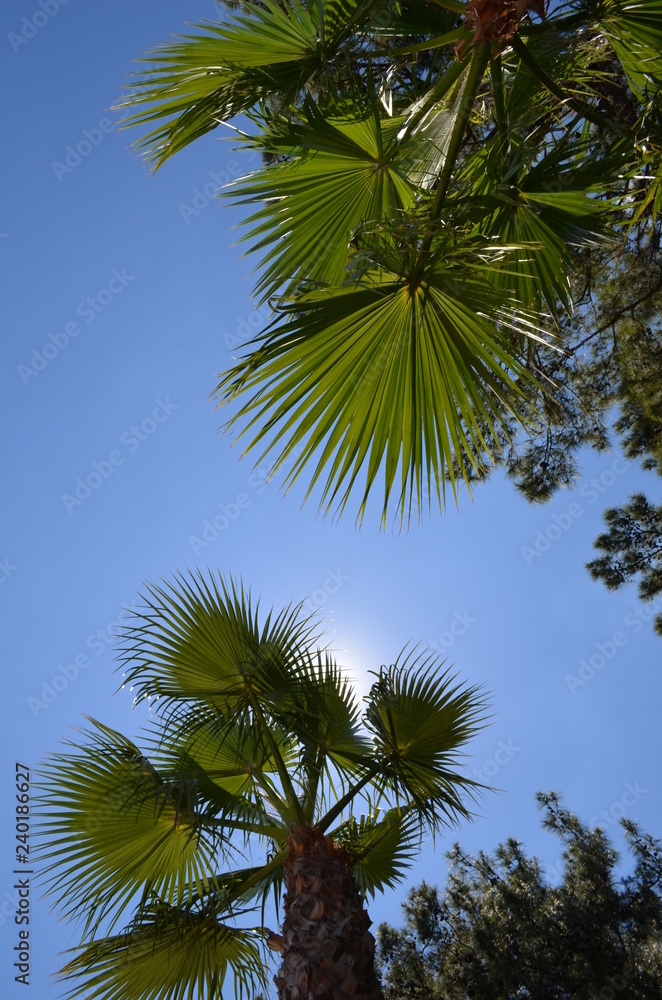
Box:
[116,0,662,523]
[36,572,487,999]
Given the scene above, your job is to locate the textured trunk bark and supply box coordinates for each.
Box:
[460,0,547,54]
[272,824,383,1000]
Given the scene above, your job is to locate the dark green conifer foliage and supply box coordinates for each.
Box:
[587,493,662,635]
[377,792,662,999]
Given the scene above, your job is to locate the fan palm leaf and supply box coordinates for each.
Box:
[600,0,662,97]
[334,807,423,896]
[217,246,540,523]
[35,720,219,939]
[117,573,316,714]
[117,0,387,167]
[362,653,486,823]
[56,902,266,1000]
[229,100,422,301]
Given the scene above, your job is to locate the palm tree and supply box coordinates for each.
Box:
[36,572,487,1000]
[116,0,662,524]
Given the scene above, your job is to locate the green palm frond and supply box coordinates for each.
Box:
[229,100,419,301]
[34,720,219,938]
[630,156,662,228]
[217,246,540,524]
[335,807,422,897]
[318,0,386,42]
[115,8,317,167]
[363,651,487,827]
[145,709,293,838]
[477,185,609,313]
[512,14,609,110]
[283,652,370,768]
[274,651,371,821]
[459,127,621,311]
[199,858,287,911]
[117,571,317,715]
[57,901,266,1000]
[600,0,662,97]
[366,0,460,38]
[180,718,283,799]
[514,0,662,131]
[115,0,385,168]
[398,81,468,190]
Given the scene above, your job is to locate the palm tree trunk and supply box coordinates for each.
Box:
[272,824,383,1000]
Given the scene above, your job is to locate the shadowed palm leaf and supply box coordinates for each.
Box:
[337,808,424,896]
[57,903,264,1000]
[36,720,220,939]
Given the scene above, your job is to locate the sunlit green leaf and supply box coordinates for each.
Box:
[57,902,266,1000]
[217,250,539,523]
[35,720,218,938]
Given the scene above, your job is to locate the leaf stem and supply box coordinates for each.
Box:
[417,43,492,263]
[318,764,381,833]
[302,748,325,824]
[388,54,469,157]
[427,0,467,12]
[491,54,507,157]
[382,28,465,57]
[248,694,307,825]
[216,850,289,906]
[207,816,286,839]
[511,34,613,133]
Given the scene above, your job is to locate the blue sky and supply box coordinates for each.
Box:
[1,1,661,995]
